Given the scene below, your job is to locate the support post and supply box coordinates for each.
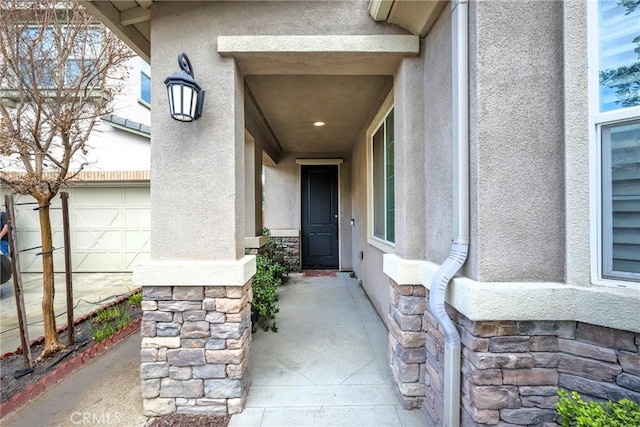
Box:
[61,192,74,345]
[5,195,31,368]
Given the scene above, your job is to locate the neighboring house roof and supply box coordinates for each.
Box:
[101,113,150,138]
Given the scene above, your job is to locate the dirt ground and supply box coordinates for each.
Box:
[146,414,230,427]
[1,299,142,403]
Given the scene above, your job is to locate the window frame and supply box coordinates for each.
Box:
[139,59,151,107]
[366,91,395,253]
[588,0,640,287]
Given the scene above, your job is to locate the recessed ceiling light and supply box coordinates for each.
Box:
[313,121,325,127]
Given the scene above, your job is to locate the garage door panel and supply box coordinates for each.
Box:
[125,209,150,227]
[75,230,123,249]
[125,252,150,270]
[125,230,150,247]
[13,187,150,273]
[125,187,150,204]
[74,209,121,227]
[74,188,122,206]
[74,251,121,272]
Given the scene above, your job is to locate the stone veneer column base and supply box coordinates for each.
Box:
[388,280,426,409]
[140,281,252,417]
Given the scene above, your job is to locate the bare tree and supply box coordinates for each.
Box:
[0,0,133,358]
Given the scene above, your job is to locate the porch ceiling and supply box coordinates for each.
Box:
[245,74,393,154]
[80,1,435,156]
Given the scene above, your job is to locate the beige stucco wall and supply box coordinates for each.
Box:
[351,125,391,322]
[563,0,591,286]
[468,0,565,282]
[423,6,455,269]
[264,154,300,231]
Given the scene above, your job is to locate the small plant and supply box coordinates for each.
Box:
[89,322,117,342]
[556,389,640,427]
[89,303,132,342]
[127,290,143,306]
[95,305,123,323]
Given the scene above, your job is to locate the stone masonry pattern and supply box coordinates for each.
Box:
[386,280,640,426]
[271,237,300,272]
[388,280,427,410]
[140,282,252,417]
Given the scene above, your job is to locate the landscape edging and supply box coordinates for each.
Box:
[0,317,141,418]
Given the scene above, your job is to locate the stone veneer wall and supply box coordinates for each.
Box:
[387,280,640,425]
[140,282,252,417]
[271,236,300,272]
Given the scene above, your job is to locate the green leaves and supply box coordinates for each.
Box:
[251,254,284,332]
[556,389,640,427]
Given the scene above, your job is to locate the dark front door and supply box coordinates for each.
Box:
[301,165,339,269]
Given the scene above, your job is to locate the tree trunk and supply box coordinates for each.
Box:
[37,197,63,357]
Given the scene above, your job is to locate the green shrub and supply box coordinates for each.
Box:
[556,389,640,427]
[251,254,283,332]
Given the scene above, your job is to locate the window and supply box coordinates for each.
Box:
[19,25,102,89]
[140,60,151,104]
[368,93,394,248]
[591,0,640,283]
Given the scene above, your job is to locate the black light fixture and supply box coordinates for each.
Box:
[164,53,205,122]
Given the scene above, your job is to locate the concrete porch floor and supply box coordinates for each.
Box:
[230,272,428,427]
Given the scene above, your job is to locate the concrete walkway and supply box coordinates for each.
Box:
[2,272,429,426]
[229,273,428,427]
[0,273,135,354]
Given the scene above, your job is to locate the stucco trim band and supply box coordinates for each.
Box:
[218,35,419,55]
[269,229,299,238]
[244,236,268,249]
[383,254,640,333]
[134,256,256,287]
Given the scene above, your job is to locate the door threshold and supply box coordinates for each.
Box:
[302,270,338,277]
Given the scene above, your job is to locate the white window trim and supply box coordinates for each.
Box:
[587,0,640,288]
[366,91,395,254]
[139,68,151,107]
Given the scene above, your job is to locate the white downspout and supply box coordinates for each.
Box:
[427,1,469,426]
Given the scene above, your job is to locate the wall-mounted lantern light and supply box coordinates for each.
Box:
[164,53,205,122]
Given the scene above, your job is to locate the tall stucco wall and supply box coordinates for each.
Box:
[394,54,426,261]
[468,0,565,282]
[351,129,390,323]
[423,6,455,270]
[563,0,591,286]
[264,154,300,231]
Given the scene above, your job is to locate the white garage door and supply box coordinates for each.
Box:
[12,186,150,273]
